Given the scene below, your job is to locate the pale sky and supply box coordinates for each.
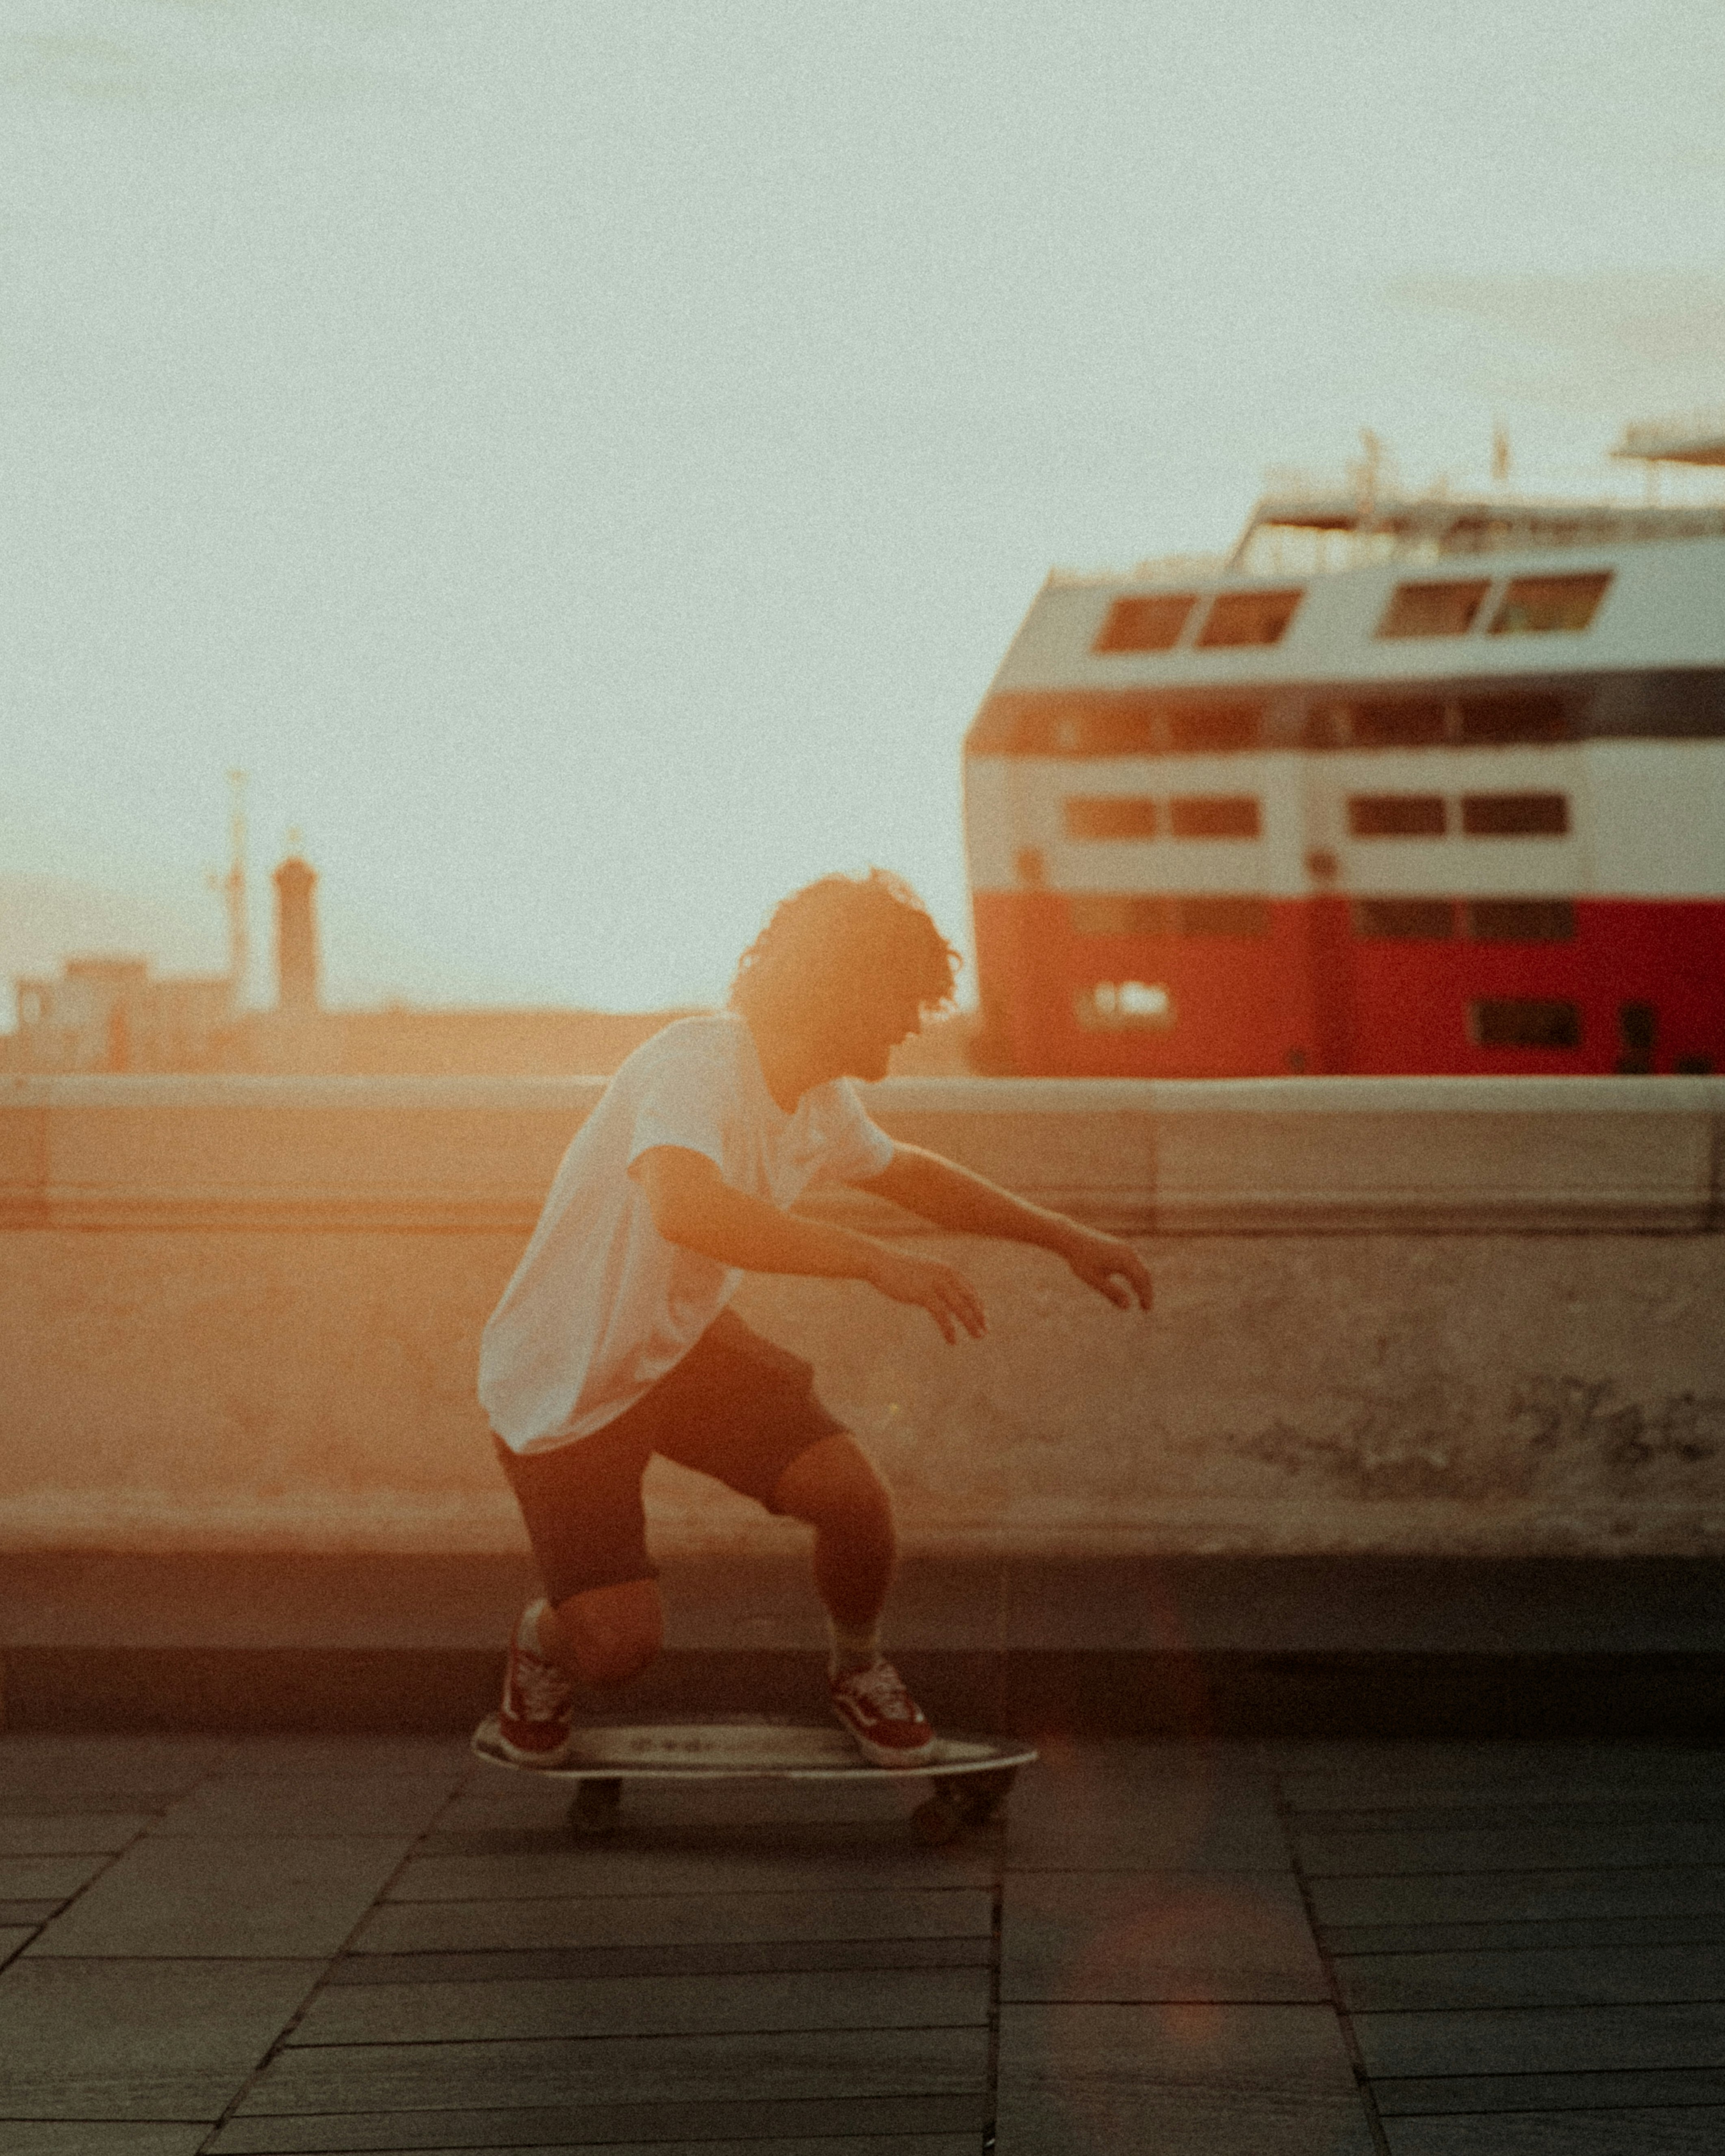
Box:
[6,0,1725,1012]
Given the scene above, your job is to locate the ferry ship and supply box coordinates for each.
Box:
[963,418,1725,1077]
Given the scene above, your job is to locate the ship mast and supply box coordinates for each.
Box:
[222,769,249,1010]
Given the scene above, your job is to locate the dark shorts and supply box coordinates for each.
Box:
[493,1308,846,1605]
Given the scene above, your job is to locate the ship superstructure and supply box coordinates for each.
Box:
[963,423,1725,1076]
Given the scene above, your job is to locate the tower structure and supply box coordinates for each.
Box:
[272,851,320,1014]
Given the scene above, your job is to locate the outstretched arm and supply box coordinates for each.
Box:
[854,1143,1152,1313]
[631,1145,987,1343]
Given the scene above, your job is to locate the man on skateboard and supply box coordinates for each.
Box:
[480,870,1152,1769]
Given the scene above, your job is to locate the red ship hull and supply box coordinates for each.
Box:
[972,891,1725,1077]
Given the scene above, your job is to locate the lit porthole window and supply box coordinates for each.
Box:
[1075,981,1174,1030]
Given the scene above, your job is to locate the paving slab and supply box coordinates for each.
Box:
[0,1955,316,2120]
[226,2143,981,2156]
[288,1963,991,2045]
[209,2093,988,2151]
[289,2141,984,2156]
[353,1884,991,1955]
[1003,1748,1289,1872]
[386,1844,990,1901]
[1002,1870,1326,2003]
[0,1737,230,1797]
[239,2024,992,2115]
[1307,1863,1725,1929]
[13,1732,1725,2146]
[0,1814,153,1854]
[0,1852,111,1900]
[1035,1741,1278,1783]
[1356,1999,1725,2080]
[0,1792,173,1818]
[150,1776,457,1839]
[1385,2110,1725,2154]
[1336,1937,1725,2011]
[26,1834,413,1957]
[996,2000,1372,2155]
[0,2128,212,2154]
[330,1938,990,1983]
[1321,1913,1725,1955]
[1276,1744,1725,1801]
[219,1737,471,1779]
[1293,1795,1725,1836]
[1003,1796,1290,1872]
[1296,1820,1725,1875]
[997,2080,1377,2153]
[1373,2064,1725,2114]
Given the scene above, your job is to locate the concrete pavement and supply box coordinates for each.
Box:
[1,1729,1722,2152]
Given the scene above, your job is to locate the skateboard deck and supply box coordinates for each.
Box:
[471,1714,1037,1843]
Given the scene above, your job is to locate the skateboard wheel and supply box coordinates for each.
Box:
[914,1767,1016,1842]
[910,1790,967,1845]
[567,1777,623,1838]
[959,1766,1017,1823]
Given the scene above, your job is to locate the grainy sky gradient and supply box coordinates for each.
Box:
[6,0,1725,1011]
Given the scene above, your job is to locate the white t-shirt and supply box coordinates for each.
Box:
[479,1013,896,1454]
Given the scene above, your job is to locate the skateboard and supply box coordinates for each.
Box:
[471,1714,1037,1845]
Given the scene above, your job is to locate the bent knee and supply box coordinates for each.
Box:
[775,1432,894,1533]
[551,1580,662,1689]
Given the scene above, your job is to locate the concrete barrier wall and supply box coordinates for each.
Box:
[5,1073,1725,1560]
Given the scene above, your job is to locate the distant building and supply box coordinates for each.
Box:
[4,957,235,1074]
[4,851,701,1078]
[5,845,972,1079]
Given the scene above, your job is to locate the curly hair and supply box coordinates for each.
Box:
[729,870,960,1036]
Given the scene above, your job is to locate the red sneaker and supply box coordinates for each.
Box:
[829,1658,937,1767]
[496,1599,576,1767]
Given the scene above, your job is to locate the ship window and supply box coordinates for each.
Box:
[1352,700,1449,748]
[1470,998,1582,1050]
[1026,702,1162,755]
[1457,694,1569,744]
[1168,794,1261,838]
[1196,588,1304,648]
[1167,703,1261,752]
[1076,980,1174,1029]
[1468,898,1576,941]
[1068,893,1269,937]
[1094,594,1197,653]
[1348,794,1447,837]
[1462,792,1569,836]
[1064,796,1158,840]
[1377,579,1490,639]
[1618,1001,1657,1072]
[1489,572,1612,636]
[1070,895,1176,937]
[1354,899,1456,939]
[1180,896,1271,937]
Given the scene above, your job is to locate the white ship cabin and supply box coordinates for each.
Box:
[966,421,1725,916]
[977,492,1725,753]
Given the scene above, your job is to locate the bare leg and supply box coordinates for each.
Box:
[541,1578,664,1689]
[772,1432,897,1632]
